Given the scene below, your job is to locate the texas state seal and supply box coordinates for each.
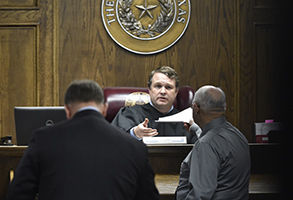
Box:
[101,0,191,54]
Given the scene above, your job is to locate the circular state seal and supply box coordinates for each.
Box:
[101,0,191,54]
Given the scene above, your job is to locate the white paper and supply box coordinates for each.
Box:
[142,136,187,144]
[155,107,193,123]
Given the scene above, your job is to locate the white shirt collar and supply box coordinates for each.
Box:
[77,106,100,113]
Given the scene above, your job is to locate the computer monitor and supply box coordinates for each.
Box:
[14,106,67,145]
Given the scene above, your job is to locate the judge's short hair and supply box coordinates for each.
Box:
[147,66,179,88]
[192,85,226,112]
[64,80,104,105]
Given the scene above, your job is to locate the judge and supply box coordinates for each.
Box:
[111,66,199,143]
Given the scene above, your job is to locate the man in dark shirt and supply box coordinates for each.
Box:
[6,80,159,200]
[111,66,198,143]
[176,85,250,200]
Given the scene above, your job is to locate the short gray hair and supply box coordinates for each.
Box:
[192,85,226,112]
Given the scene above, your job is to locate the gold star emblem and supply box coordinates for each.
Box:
[135,0,157,19]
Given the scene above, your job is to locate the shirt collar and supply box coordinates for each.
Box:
[77,106,100,113]
[202,115,226,134]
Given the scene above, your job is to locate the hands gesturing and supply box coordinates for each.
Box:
[133,118,158,139]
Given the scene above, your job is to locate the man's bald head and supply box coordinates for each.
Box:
[192,85,226,112]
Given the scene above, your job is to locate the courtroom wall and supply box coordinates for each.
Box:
[0,0,285,143]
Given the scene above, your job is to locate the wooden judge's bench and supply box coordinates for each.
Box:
[0,143,281,199]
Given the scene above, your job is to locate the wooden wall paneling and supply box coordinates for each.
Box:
[239,0,284,141]
[0,0,37,7]
[175,0,240,126]
[37,0,56,106]
[253,1,284,124]
[0,0,55,142]
[255,23,282,121]
[239,0,256,142]
[0,26,37,141]
[57,0,111,100]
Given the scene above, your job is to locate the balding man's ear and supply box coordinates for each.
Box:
[193,103,200,114]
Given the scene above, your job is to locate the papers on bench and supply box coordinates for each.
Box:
[155,107,193,123]
[142,136,187,144]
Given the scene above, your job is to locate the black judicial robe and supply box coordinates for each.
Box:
[111,103,197,143]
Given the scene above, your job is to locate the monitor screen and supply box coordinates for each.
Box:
[14,106,67,145]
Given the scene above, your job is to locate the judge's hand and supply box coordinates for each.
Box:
[134,118,158,139]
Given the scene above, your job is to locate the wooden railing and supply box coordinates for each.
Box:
[0,143,281,199]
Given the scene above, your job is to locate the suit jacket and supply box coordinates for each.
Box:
[6,109,159,200]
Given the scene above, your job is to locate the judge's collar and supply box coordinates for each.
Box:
[149,101,174,114]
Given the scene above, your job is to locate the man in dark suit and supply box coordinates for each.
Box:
[6,80,159,200]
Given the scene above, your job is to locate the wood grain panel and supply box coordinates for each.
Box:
[178,0,239,125]
[0,0,37,7]
[0,9,40,24]
[239,0,285,141]
[0,26,37,141]
[255,24,282,122]
[37,0,55,106]
[0,0,54,142]
[254,0,275,8]
[239,0,257,141]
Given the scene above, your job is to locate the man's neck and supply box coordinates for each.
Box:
[65,102,101,119]
[199,112,224,128]
[149,101,173,114]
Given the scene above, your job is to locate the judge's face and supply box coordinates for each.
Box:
[149,72,178,113]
